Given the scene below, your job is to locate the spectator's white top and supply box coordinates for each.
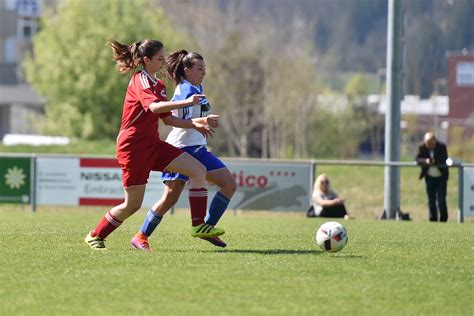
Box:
[312,190,338,216]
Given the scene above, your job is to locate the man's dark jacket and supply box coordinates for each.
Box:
[415,141,449,180]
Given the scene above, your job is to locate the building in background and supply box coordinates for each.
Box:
[0,0,50,138]
[365,94,449,158]
[376,95,450,139]
[447,51,474,144]
[365,51,474,159]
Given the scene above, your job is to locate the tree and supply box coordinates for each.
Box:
[404,14,443,98]
[345,74,379,158]
[444,0,474,50]
[162,0,368,159]
[260,47,321,159]
[24,0,187,139]
[206,32,266,157]
[201,14,325,159]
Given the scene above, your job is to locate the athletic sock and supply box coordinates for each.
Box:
[189,188,208,226]
[139,208,163,237]
[205,191,230,226]
[91,211,122,239]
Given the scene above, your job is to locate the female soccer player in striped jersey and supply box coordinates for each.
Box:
[84,40,224,250]
[131,50,237,250]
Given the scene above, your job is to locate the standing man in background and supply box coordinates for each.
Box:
[416,132,449,222]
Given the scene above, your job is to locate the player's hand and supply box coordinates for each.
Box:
[192,121,214,138]
[206,114,220,128]
[186,94,206,105]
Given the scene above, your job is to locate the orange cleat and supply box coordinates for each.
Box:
[131,232,152,252]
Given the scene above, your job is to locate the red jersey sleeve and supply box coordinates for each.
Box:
[156,79,171,117]
[135,73,160,111]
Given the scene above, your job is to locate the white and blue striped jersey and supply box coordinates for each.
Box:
[165,80,211,148]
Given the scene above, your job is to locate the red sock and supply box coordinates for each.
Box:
[91,211,122,239]
[189,188,208,226]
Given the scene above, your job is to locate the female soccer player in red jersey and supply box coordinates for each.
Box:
[130,50,237,251]
[85,40,224,250]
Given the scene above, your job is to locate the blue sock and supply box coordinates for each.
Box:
[140,209,163,237]
[205,191,230,226]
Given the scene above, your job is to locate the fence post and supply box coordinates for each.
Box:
[383,0,404,220]
[458,165,464,223]
[310,160,316,208]
[31,155,37,213]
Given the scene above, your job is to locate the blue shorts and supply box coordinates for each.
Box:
[161,145,226,182]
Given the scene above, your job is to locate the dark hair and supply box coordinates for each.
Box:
[165,50,204,85]
[108,39,164,74]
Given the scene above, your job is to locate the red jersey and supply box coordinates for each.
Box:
[117,70,170,153]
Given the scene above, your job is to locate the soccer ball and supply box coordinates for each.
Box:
[315,221,348,253]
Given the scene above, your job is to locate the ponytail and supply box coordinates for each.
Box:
[166,50,204,85]
[108,39,164,74]
[165,50,188,85]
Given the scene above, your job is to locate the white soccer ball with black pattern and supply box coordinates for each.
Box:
[315,221,348,253]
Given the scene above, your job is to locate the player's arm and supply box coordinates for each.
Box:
[161,115,214,138]
[193,114,220,128]
[149,94,205,114]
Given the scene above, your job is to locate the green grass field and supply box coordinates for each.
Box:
[1,207,473,315]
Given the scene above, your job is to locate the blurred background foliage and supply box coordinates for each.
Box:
[22,0,474,161]
[24,0,187,140]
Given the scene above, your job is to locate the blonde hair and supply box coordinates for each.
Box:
[314,173,331,193]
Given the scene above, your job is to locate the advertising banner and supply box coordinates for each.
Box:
[176,159,312,211]
[0,157,31,203]
[78,158,165,206]
[35,156,312,211]
[463,167,474,217]
[36,157,165,206]
[37,156,79,205]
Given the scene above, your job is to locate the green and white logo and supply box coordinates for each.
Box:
[0,158,31,203]
[5,166,26,189]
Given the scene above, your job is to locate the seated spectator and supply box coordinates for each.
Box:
[307,174,352,219]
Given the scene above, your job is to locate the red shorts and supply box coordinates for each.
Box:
[117,140,184,188]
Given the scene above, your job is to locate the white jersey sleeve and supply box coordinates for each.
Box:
[165,80,211,148]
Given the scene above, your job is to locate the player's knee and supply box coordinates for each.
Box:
[226,178,238,195]
[190,162,206,180]
[125,200,142,212]
[163,190,180,205]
